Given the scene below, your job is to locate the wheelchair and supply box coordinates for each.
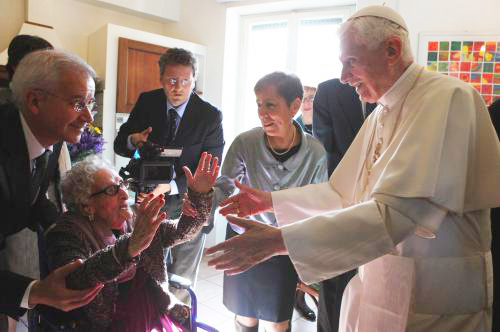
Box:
[30,225,219,332]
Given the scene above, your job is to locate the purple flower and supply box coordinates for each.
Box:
[68,125,105,162]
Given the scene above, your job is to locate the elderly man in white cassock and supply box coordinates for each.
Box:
[207,5,500,332]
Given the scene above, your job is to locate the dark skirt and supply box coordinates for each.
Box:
[222,225,298,322]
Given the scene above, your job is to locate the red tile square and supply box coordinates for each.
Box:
[460,62,471,71]
[460,73,470,82]
[428,41,438,51]
[450,51,461,61]
[481,84,493,94]
[483,73,493,83]
[472,52,483,62]
[473,41,485,51]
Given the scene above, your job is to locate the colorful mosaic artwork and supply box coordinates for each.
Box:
[426,40,500,106]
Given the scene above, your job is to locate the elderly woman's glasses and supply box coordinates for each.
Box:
[37,89,97,116]
[90,179,129,198]
[165,78,192,87]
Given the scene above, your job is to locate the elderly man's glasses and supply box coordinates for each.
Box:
[90,179,129,198]
[165,78,192,87]
[303,96,315,103]
[37,89,97,116]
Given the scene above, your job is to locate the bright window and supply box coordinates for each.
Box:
[237,7,353,131]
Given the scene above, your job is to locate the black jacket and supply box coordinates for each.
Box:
[114,89,224,232]
[0,103,61,318]
[313,79,376,175]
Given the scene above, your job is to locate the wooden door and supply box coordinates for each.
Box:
[116,37,168,113]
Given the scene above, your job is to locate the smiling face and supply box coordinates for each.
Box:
[88,168,132,230]
[161,64,195,107]
[339,30,391,103]
[256,84,299,138]
[32,70,95,146]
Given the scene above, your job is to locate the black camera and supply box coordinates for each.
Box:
[119,141,182,194]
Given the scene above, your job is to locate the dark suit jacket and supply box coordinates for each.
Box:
[313,79,376,176]
[114,89,224,231]
[0,103,62,318]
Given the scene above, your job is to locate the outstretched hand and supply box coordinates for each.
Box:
[29,259,104,311]
[206,215,287,275]
[183,152,219,194]
[219,180,273,217]
[129,194,166,258]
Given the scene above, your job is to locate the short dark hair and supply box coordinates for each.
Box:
[254,72,303,106]
[6,35,53,80]
[159,48,197,78]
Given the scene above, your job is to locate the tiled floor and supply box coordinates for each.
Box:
[195,256,317,332]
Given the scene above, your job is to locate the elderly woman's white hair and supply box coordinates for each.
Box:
[61,155,111,215]
[10,49,97,111]
[339,15,413,63]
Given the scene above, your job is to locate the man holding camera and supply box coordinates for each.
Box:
[114,48,224,301]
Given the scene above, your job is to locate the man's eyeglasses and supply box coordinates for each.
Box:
[37,89,97,116]
[164,78,192,87]
[90,179,129,198]
[303,96,315,103]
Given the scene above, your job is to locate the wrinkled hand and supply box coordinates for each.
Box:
[130,127,152,148]
[183,152,219,194]
[136,183,171,204]
[219,180,273,217]
[206,215,287,275]
[28,259,104,311]
[128,194,166,258]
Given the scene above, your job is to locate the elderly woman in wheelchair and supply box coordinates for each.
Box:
[45,152,218,332]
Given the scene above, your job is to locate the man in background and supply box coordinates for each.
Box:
[312,79,375,332]
[114,48,224,302]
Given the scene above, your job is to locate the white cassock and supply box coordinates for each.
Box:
[273,63,500,332]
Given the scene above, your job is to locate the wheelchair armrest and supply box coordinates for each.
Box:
[168,272,192,289]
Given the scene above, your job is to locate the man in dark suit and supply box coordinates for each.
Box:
[312,78,376,332]
[114,48,224,301]
[0,49,103,319]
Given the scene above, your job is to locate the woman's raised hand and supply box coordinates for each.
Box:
[183,152,219,194]
[128,194,166,258]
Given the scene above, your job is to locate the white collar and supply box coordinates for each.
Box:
[378,62,420,110]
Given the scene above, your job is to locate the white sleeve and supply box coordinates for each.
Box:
[281,197,447,284]
[20,280,38,309]
[273,182,343,226]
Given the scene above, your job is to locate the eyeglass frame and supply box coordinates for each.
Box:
[35,89,98,116]
[303,96,315,103]
[90,179,129,198]
[163,77,193,87]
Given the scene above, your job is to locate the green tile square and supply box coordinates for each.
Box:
[439,41,450,51]
[438,62,449,72]
[451,41,461,51]
[484,63,494,73]
[427,52,438,61]
[427,62,437,71]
